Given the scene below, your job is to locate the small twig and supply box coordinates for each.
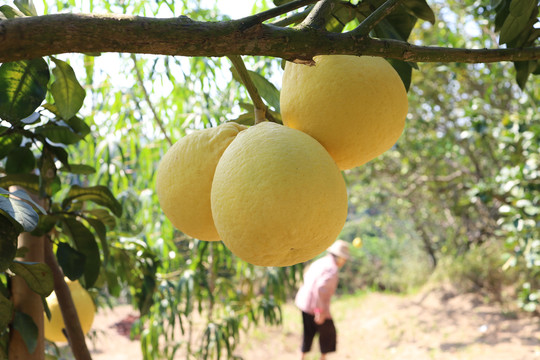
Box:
[130,54,173,146]
[236,0,320,29]
[228,55,271,124]
[351,0,403,37]
[271,7,312,27]
[299,0,337,30]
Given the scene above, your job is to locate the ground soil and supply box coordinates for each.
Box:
[82,285,540,360]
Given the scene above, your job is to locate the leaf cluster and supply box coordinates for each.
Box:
[0,3,125,353]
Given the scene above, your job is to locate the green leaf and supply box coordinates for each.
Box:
[0,59,50,123]
[0,131,23,159]
[514,60,537,89]
[30,214,58,237]
[373,14,417,41]
[85,217,108,256]
[46,144,69,169]
[62,185,122,217]
[35,124,82,145]
[0,174,40,193]
[20,112,40,125]
[494,0,511,31]
[9,261,53,297]
[58,164,96,175]
[83,209,116,228]
[12,311,38,353]
[509,0,537,16]
[0,191,39,232]
[14,0,37,16]
[66,117,91,138]
[326,3,357,32]
[0,5,25,19]
[8,189,46,214]
[273,0,294,5]
[62,217,101,287]
[499,0,537,44]
[0,293,13,329]
[231,113,255,126]
[50,58,86,120]
[0,214,19,272]
[388,59,413,91]
[230,68,281,112]
[5,147,35,174]
[56,242,86,281]
[403,0,436,24]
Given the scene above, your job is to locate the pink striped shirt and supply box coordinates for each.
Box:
[295,254,339,320]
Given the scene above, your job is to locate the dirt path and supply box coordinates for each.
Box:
[85,286,540,360]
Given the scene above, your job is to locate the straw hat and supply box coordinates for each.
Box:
[327,239,350,259]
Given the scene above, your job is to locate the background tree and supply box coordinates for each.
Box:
[0,0,539,359]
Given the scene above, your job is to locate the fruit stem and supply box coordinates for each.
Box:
[351,0,403,37]
[228,55,276,124]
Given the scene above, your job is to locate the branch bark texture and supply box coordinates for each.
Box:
[1,13,539,63]
[43,239,93,360]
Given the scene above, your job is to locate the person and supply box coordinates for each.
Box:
[294,239,350,360]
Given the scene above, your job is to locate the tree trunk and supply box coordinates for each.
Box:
[8,232,45,360]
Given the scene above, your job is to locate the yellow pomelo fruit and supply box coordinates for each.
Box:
[280,55,408,170]
[44,279,95,343]
[211,121,348,267]
[156,122,247,241]
[353,237,363,248]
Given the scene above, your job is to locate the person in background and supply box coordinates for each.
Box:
[295,239,350,360]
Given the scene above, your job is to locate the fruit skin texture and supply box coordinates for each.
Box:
[156,122,247,241]
[280,55,408,170]
[44,279,96,343]
[211,122,348,267]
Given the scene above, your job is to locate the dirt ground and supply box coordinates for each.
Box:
[82,285,540,360]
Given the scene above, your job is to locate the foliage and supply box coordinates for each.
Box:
[0,14,123,355]
[0,0,539,359]
[344,0,539,310]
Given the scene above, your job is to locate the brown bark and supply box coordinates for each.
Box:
[43,240,93,360]
[8,232,45,360]
[0,13,539,63]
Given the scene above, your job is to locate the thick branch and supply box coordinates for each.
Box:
[1,14,539,63]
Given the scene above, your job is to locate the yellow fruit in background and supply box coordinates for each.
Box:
[44,279,95,343]
[280,55,408,170]
[353,237,363,248]
[156,122,247,241]
[211,122,348,267]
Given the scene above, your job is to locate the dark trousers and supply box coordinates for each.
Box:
[301,311,337,354]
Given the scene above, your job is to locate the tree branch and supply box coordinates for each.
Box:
[130,54,173,146]
[351,0,403,36]
[236,0,319,29]
[271,7,312,27]
[299,0,337,29]
[0,14,539,63]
